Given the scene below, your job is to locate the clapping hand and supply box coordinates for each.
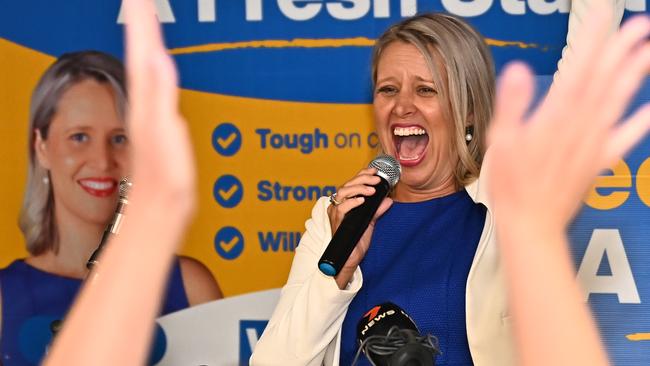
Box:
[488,8,650,235]
[44,1,197,365]
[486,4,650,365]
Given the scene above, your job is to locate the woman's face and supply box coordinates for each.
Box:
[35,79,129,227]
[373,41,457,201]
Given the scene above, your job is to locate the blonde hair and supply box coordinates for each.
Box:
[372,13,495,187]
[19,51,127,255]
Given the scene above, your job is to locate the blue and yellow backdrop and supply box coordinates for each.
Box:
[0,1,649,364]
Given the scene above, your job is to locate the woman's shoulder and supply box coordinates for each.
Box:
[0,258,83,289]
[466,149,493,208]
[0,258,81,315]
[178,256,223,305]
[0,259,28,277]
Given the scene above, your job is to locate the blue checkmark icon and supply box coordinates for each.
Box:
[214,227,244,260]
[212,122,242,156]
[213,175,243,208]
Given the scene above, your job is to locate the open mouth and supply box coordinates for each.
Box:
[393,126,429,165]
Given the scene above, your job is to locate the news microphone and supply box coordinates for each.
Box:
[353,302,439,366]
[86,177,133,269]
[318,155,401,276]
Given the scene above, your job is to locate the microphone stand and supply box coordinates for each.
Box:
[49,177,133,340]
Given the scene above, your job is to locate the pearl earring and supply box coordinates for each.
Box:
[465,126,474,143]
[43,176,49,185]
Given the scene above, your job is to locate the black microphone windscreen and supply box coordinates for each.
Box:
[354,302,439,366]
[357,302,418,342]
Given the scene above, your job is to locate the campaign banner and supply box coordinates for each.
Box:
[0,1,648,365]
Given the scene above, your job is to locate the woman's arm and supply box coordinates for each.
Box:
[250,198,362,366]
[43,0,196,364]
[252,167,392,366]
[488,4,650,365]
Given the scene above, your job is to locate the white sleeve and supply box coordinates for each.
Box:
[250,197,363,366]
[555,0,625,78]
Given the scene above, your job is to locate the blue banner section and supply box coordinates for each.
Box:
[239,320,269,366]
[2,0,643,103]
[176,47,375,103]
[569,79,650,363]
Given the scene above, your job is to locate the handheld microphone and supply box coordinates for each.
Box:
[86,177,133,270]
[318,155,400,276]
[353,302,439,366]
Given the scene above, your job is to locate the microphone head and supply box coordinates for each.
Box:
[119,176,133,199]
[369,155,401,188]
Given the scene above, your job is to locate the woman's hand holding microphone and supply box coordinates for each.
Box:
[327,167,394,289]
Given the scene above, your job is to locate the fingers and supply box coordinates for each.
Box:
[594,16,650,95]
[337,184,376,201]
[122,0,195,210]
[150,55,195,195]
[600,41,650,128]
[327,167,385,231]
[489,62,534,147]
[327,195,364,233]
[570,16,650,170]
[588,17,650,130]
[124,0,165,72]
[332,167,381,203]
[552,1,613,93]
[604,103,650,167]
[124,0,178,139]
[534,13,649,180]
[342,168,380,188]
[125,0,157,144]
[150,55,181,131]
[333,196,366,215]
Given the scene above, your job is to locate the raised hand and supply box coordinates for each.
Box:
[44,1,196,365]
[486,3,650,365]
[489,9,650,235]
[125,0,196,227]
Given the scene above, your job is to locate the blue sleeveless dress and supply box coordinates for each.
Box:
[339,190,486,366]
[0,258,189,366]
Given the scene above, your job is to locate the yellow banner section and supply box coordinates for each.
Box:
[0,38,51,264]
[0,39,377,296]
[183,88,377,295]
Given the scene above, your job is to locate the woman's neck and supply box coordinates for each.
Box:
[392,175,459,203]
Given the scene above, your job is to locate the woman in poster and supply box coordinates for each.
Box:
[0,50,222,366]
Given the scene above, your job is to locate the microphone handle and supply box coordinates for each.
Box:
[318,177,390,276]
[86,230,113,270]
[86,198,128,270]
